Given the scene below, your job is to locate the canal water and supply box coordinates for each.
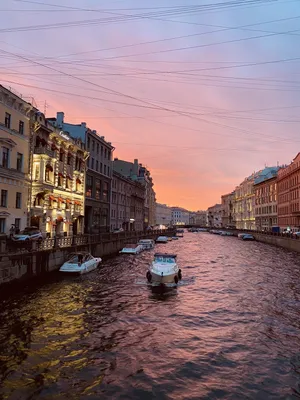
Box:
[1,233,300,399]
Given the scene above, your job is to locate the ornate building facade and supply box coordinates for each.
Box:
[30,113,88,237]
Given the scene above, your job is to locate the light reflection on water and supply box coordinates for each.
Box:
[1,233,300,399]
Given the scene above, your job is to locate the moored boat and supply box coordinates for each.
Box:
[119,243,144,254]
[146,253,182,285]
[242,234,255,241]
[155,236,168,243]
[138,239,155,250]
[59,252,102,274]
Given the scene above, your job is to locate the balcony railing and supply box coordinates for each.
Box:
[34,147,55,158]
[1,229,175,254]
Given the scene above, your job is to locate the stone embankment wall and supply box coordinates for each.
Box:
[252,233,300,253]
[0,230,175,287]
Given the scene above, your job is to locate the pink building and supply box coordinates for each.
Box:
[277,153,300,231]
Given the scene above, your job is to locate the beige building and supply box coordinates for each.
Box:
[195,211,207,226]
[30,112,88,237]
[254,167,279,231]
[221,192,235,228]
[0,86,32,236]
[155,203,172,226]
[207,204,223,228]
[234,174,259,230]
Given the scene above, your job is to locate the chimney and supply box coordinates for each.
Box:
[56,112,64,128]
[81,122,86,128]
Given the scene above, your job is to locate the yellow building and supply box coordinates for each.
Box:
[0,85,33,236]
[30,112,88,237]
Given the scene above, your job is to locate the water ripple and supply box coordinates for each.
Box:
[1,233,300,399]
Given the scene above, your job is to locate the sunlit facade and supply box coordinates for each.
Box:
[0,85,32,236]
[30,113,88,237]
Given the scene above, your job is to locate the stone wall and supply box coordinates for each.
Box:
[252,233,300,253]
[0,230,175,287]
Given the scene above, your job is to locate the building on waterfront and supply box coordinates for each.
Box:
[47,112,114,233]
[233,172,261,230]
[113,158,156,228]
[171,207,190,225]
[207,204,223,228]
[195,210,208,226]
[221,192,235,228]
[277,154,300,231]
[234,167,279,230]
[0,85,33,236]
[155,203,172,226]
[30,112,87,237]
[111,171,145,231]
[254,167,280,231]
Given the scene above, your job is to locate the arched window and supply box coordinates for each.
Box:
[45,164,53,182]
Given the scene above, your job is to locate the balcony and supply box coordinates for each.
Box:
[34,147,55,158]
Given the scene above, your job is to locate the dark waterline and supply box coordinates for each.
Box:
[1,233,300,399]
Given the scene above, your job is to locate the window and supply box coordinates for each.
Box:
[104,165,106,175]
[100,163,103,173]
[103,182,108,202]
[1,190,8,207]
[58,176,63,187]
[95,179,101,200]
[16,192,22,209]
[107,166,110,176]
[86,175,93,197]
[5,112,11,129]
[0,218,5,234]
[91,158,94,170]
[59,150,64,162]
[96,160,99,171]
[67,153,72,165]
[97,143,99,154]
[108,150,111,160]
[101,146,103,157]
[66,178,71,189]
[16,153,23,172]
[15,218,21,230]
[92,140,95,151]
[2,147,9,168]
[104,148,107,158]
[87,158,89,168]
[19,120,24,135]
[87,137,90,149]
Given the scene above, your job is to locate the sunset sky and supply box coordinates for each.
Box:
[1,0,300,210]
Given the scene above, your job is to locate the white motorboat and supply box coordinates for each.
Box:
[242,234,255,241]
[138,239,155,250]
[59,252,102,274]
[119,243,144,254]
[238,233,247,239]
[155,236,168,243]
[146,253,182,285]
